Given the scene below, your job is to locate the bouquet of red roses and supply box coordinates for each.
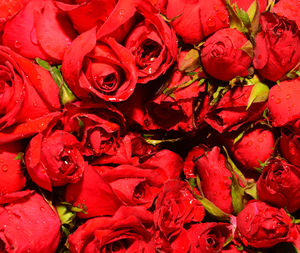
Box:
[0,0,299,252]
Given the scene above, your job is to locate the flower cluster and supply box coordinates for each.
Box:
[0,0,299,252]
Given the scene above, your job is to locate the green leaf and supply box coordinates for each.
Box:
[14,152,24,160]
[179,49,200,72]
[239,40,254,59]
[247,82,269,110]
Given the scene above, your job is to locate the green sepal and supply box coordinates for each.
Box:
[56,204,76,225]
[187,178,231,221]
[14,152,24,160]
[239,40,254,59]
[246,80,269,110]
[209,86,230,106]
[225,0,246,32]
[247,0,257,22]
[179,49,201,72]
[162,72,201,98]
[244,180,258,199]
[35,58,77,105]
[144,137,182,146]
[160,13,183,23]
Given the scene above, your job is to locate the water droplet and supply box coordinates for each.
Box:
[148,67,153,74]
[1,165,8,172]
[270,95,274,100]
[40,206,45,211]
[275,98,281,104]
[213,4,219,11]
[16,226,20,230]
[258,54,263,60]
[14,40,22,49]
[258,137,264,143]
[286,94,291,99]
[33,101,38,107]
[119,9,125,19]
[217,12,227,22]
[36,74,42,80]
[206,17,216,28]
[30,28,38,45]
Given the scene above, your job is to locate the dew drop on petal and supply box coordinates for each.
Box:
[206,17,216,28]
[1,165,8,172]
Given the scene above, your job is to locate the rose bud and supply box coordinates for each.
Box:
[154,180,205,240]
[0,142,26,195]
[62,27,138,102]
[236,200,297,248]
[155,0,229,45]
[201,28,252,81]
[65,164,122,219]
[96,0,177,83]
[225,125,275,171]
[0,46,61,144]
[195,146,233,214]
[96,149,183,208]
[205,85,267,133]
[25,130,86,192]
[268,77,300,127]
[2,0,76,62]
[0,0,30,31]
[55,0,117,34]
[257,158,300,213]
[280,128,300,167]
[253,12,300,81]
[68,206,154,252]
[171,223,233,253]
[272,0,300,30]
[0,190,61,252]
[62,100,125,157]
[183,145,207,179]
[144,50,207,131]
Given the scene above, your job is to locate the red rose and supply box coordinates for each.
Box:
[195,146,233,214]
[172,223,233,253]
[0,190,61,252]
[280,128,300,167]
[97,0,178,83]
[257,158,300,213]
[154,180,205,240]
[183,145,207,179]
[0,142,26,194]
[253,12,300,81]
[95,149,183,208]
[65,164,122,219]
[62,27,138,102]
[155,0,229,44]
[2,0,76,62]
[268,77,300,127]
[55,0,117,34]
[236,200,297,248]
[144,50,206,131]
[272,0,300,29]
[62,100,125,157]
[0,46,60,144]
[225,125,275,171]
[201,28,252,81]
[68,206,154,252]
[0,0,29,31]
[205,85,267,133]
[25,129,86,192]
